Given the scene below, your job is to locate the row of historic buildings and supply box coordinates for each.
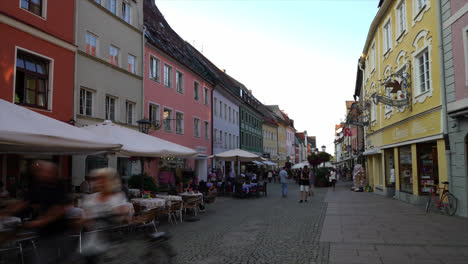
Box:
[334,0,468,217]
[0,0,315,190]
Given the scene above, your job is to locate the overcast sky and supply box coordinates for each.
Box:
[156,0,378,152]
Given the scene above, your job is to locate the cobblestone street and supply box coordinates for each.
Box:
[166,182,329,264]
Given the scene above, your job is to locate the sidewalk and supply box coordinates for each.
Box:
[320,182,468,264]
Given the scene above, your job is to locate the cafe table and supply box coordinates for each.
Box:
[131,198,166,209]
[155,194,182,201]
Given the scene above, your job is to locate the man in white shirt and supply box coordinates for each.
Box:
[279,167,289,198]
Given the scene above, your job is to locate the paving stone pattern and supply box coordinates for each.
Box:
[320,183,468,264]
[165,182,330,264]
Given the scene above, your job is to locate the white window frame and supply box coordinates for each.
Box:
[79,88,94,117]
[395,0,407,42]
[229,133,232,149]
[176,71,184,94]
[14,47,54,111]
[109,45,119,66]
[463,25,468,87]
[214,97,218,116]
[175,111,184,135]
[415,50,431,94]
[383,18,392,57]
[149,56,160,82]
[204,121,209,140]
[204,87,209,105]
[224,104,227,120]
[85,32,98,57]
[163,107,173,132]
[219,130,223,148]
[125,101,135,125]
[412,30,433,104]
[229,106,231,122]
[193,117,200,138]
[412,0,430,26]
[128,54,136,74]
[107,0,116,14]
[370,42,376,73]
[105,95,117,121]
[224,132,227,148]
[19,0,47,19]
[148,102,160,125]
[122,1,131,24]
[164,64,173,88]
[219,101,223,118]
[194,81,200,101]
[214,128,217,143]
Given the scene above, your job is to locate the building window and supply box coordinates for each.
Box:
[241,132,244,145]
[371,102,376,122]
[370,42,376,72]
[219,101,223,118]
[149,103,160,125]
[176,112,184,134]
[107,0,116,14]
[399,145,413,193]
[224,132,227,148]
[204,87,209,105]
[383,20,392,54]
[149,56,160,81]
[21,0,42,16]
[229,134,232,149]
[125,101,135,125]
[416,0,427,11]
[122,2,131,23]
[86,32,97,56]
[128,55,136,73]
[163,108,172,132]
[396,1,407,37]
[79,89,93,116]
[110,45,119,66]
[229,107,232,122]
[176,71,184,93]
[194,118,200,138]
[194,82,200,101]
[94,0,101,4]
[15,51,49,109]
[220,130,223,148]
[416,50,430,94]
[214,97,218,116]
[105,96,116,121]
[164,64,172,87]
[224,104,227,120]
[214,128,217,142]
[204,121,209,140]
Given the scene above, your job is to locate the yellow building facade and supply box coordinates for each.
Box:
[361,0,446,204]
[262,123,279,163]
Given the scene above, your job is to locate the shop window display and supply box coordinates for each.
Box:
[418,143,438,194]
[399,146,413,193]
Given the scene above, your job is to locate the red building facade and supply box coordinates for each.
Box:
[0,0,75,192]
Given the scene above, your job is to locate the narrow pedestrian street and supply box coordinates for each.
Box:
[167,181,468,264]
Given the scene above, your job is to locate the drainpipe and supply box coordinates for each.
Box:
[142,26,146,118]
[437,0,451,190]
[73,0,78,125]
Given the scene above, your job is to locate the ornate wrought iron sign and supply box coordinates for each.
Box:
[371,93,409,107]
[372,63,412,108]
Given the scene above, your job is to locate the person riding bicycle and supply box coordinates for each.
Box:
[0,160,74,264]
[80,168,132,262]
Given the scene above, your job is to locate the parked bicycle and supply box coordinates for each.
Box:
[425,181,457,216]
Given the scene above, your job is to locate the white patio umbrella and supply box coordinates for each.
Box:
[292,161,310,169]
[210,148,263,176]
[319,161,336,168]
[0,99,121,154]
[81,121,198,157]
[263,161,277,166]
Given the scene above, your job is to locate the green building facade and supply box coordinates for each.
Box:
[240,105,263,155]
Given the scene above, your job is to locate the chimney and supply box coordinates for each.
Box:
[248,89,252,94]
[222,69,226,73]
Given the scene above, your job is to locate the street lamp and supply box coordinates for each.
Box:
[321,145,326,152]
[136,118,151,193]
[137,118,151,134]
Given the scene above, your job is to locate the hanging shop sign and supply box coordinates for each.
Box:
[346,101,370,127]
[372,63,412,108]
[343,128,352,137]
[371,94,410,107]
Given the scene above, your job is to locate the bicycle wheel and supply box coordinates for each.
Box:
[425,196,431,214]
[441,192,458,216]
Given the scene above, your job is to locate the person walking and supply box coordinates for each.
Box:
[299,166,310,203]
[329,169,337,191]
[279,167,289,198]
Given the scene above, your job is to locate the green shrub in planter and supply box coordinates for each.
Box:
[129,173,158,193]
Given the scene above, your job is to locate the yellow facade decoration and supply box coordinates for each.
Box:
[360,0,446,202]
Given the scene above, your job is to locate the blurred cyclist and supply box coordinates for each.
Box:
[1,160,73,264]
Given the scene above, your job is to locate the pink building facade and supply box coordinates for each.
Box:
[144,45,212,158]
[441,0,468,217]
